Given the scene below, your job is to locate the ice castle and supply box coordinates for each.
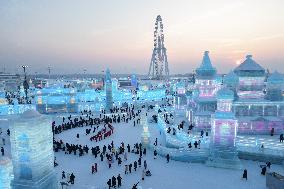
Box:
[9,110,58,189]
[192,52,284,134]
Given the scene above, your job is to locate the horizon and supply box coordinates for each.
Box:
[0,0,284,75]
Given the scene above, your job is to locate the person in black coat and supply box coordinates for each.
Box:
[117,174,122,188]
[1,147,4,156]
[70,173,75,184]
[143,160,147,170]
[280,134,284,143]
[127,144,131,153]
[134,161,137,171]
[118,157,122,166]
[166,154,170,163]
[107,179,111,189]
[62,171,66,179]
[100,153,104,161]
[138,157,141,167]
[129,163,132,173]
[154,150,157,159]
[261,166,266,175]
[242,169,247,180]
[112,176,116,188]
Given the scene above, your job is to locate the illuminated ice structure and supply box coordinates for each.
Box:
[207,88,242,169]
[0,156,13,189]
[193,51,219,130]
[141,109,150,147]
[190,53,284,134]
[131,75,138,89]
[105,68,113,112]
[10,110,58,189]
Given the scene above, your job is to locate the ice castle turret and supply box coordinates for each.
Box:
[193,51,218,130]
[10,110,58,189]
[105,68,113,112]
[0,156,13,189]
[207,88,242,169]
[234,55,265,99]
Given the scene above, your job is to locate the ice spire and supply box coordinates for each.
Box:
[105,68,113,112]
[196,51,216,77]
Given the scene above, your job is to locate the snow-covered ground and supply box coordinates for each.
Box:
[1,115,284,189]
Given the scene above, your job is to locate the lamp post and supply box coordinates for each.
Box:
[22,65,29,103]
[48,66,51,80]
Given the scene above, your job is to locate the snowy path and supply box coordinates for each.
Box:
[53,119,284,189]
[1,115,284,189]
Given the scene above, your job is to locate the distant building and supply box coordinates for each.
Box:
[0,72,21,92]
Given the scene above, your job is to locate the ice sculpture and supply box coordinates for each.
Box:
[9,110,58,189]
[0,156,13,189]
[206,88,242,169]
[131,74,138,89]
[105,68,113,112]
[141,108,150,147]
[193,51,218,130]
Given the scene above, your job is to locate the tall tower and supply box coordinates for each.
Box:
[148,15,169,80]
[207,88,241,169]
[105,68,113,112]
[141,108,150,147]
[193,51,218,130]
[10,110,58,189]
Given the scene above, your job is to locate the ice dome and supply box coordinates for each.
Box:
[224,70,238,85]
[217,88,234,99]
[267,71,284,84]
[234,55,265,76]
[20,110,41,119]
[196,51,217,77]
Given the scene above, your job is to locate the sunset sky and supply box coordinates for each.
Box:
[0,0,284,75]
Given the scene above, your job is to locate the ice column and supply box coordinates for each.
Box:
[206,88,242,169]
[105,68,113,112]
[0,156,13,189]
[141,109,150,147]
[9,110,58,189]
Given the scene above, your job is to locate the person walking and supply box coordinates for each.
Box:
[70,173,75,184]
[154,150,157,159]
[142,169,145,181]
[242,169,248,180]
[107,179,111,189]
[166,154,170,163]
[112,176,116,188]
[1,147,4,156]
[143,160,147,170]
[117,174,122,188]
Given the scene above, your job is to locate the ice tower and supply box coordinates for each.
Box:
[131,75,138,89]
[194,51,218,130]
[207,88,241,169]
[105,68,113,112]
[234,55,265,99]
[10,110,58,189]
[141,108,150,147]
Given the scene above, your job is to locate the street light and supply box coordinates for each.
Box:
[21,65,29,103]
[22,65,28,79]
[48,66,51,79]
